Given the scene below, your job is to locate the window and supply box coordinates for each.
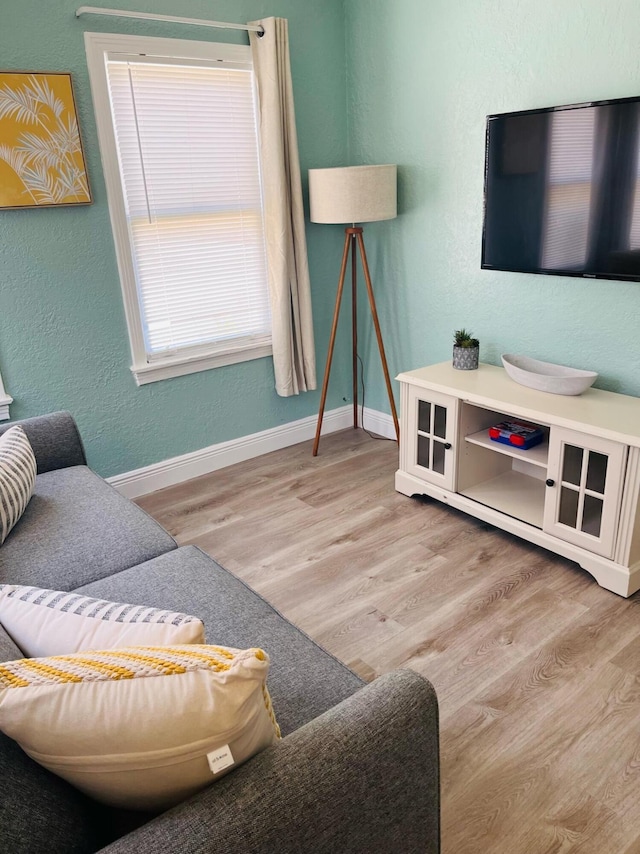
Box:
[627,129,640,249]
[85,33,271,385]
[541,107,597,270]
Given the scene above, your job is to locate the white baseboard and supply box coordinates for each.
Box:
[360,407,396,440]
[108,405,393,499]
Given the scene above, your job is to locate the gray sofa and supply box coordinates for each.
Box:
[0,412,440,854]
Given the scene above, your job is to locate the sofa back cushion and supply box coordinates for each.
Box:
[0,466,176,590]
[0,411,87,473]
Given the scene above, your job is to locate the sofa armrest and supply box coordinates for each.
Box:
[99,669,439,854]
[0,411,87,473]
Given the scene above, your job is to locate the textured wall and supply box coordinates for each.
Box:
[0,0,350,476]
[345,0,640,413]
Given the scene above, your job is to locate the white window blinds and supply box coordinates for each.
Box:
[104,54,270,361]
[541,107,596,270]
[627,136,640,249]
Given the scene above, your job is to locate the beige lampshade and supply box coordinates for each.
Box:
[308,164,397,224]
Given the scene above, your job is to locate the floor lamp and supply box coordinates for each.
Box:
[309,164,400,456]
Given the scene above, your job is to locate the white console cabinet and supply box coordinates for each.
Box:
[395,362,640,597]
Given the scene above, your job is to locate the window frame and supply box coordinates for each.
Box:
[84,32,272,386]
[0,370,11,421]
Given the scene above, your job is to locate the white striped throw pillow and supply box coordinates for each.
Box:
[0,585,206,657]
[0,426,36,545]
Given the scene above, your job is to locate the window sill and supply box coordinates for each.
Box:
[131,343,273,386]
[0,372,12,420]
[0,395,12,421]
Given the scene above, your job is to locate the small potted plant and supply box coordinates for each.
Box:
[452,329,479,370]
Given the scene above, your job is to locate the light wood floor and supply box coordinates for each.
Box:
[138,429,640,854]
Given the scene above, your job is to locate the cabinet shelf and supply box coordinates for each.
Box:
[465,429,549,469]
[459,470,545,528]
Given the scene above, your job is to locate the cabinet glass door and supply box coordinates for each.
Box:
[543,428,626,558]
[405,387,457,490]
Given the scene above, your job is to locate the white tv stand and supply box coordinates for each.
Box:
[395,362,640,597]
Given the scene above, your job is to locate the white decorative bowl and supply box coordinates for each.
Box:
[501,354,598,396]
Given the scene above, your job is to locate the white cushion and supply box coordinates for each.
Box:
[0,426,36,545]
[0,644,280,810]
[0,585,206,657]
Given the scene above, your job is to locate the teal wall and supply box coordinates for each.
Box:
[0,0,350,476]
[345,0,640,413]
[6,1,640,477]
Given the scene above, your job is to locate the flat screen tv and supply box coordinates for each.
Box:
[481,95,640,281]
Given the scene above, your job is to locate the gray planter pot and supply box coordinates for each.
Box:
[453,345,479,370]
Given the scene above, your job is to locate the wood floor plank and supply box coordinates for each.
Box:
[622,834,640,854]
[264,544,447,631]
[365,581,589,717]
[440,597,640,792]
[442,662,640,853]
[138,428,640,854]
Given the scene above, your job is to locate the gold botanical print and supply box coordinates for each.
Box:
[0,72,91,208]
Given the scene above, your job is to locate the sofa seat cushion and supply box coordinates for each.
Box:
[0,466,177,590]
[76,546,365,737]
[0,729,108,854]
[0,622,106,854]
[0,620,21,664]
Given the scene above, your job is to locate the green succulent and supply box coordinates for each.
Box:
[453,329,479,348]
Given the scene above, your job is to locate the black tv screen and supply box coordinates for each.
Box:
[481,95,640,281]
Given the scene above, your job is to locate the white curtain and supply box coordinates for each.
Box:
[250,17,316,397]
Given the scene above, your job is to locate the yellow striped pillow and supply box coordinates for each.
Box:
[0,426,36,545]
[0,644,280,810]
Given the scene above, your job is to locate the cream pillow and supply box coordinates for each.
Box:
[0,426,36,545]
[0,585,206,657]
[0,644,280,811]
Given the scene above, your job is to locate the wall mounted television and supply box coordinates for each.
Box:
[481,95,640,281]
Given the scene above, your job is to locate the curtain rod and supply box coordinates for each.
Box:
[75,6,264,35]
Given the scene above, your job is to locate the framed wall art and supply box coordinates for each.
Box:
[0,71,91,209]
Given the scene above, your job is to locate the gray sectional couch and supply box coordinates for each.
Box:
[0,412,440,854]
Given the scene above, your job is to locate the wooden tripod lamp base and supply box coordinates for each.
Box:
[308,164,399,457]
[312,226,399,456]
